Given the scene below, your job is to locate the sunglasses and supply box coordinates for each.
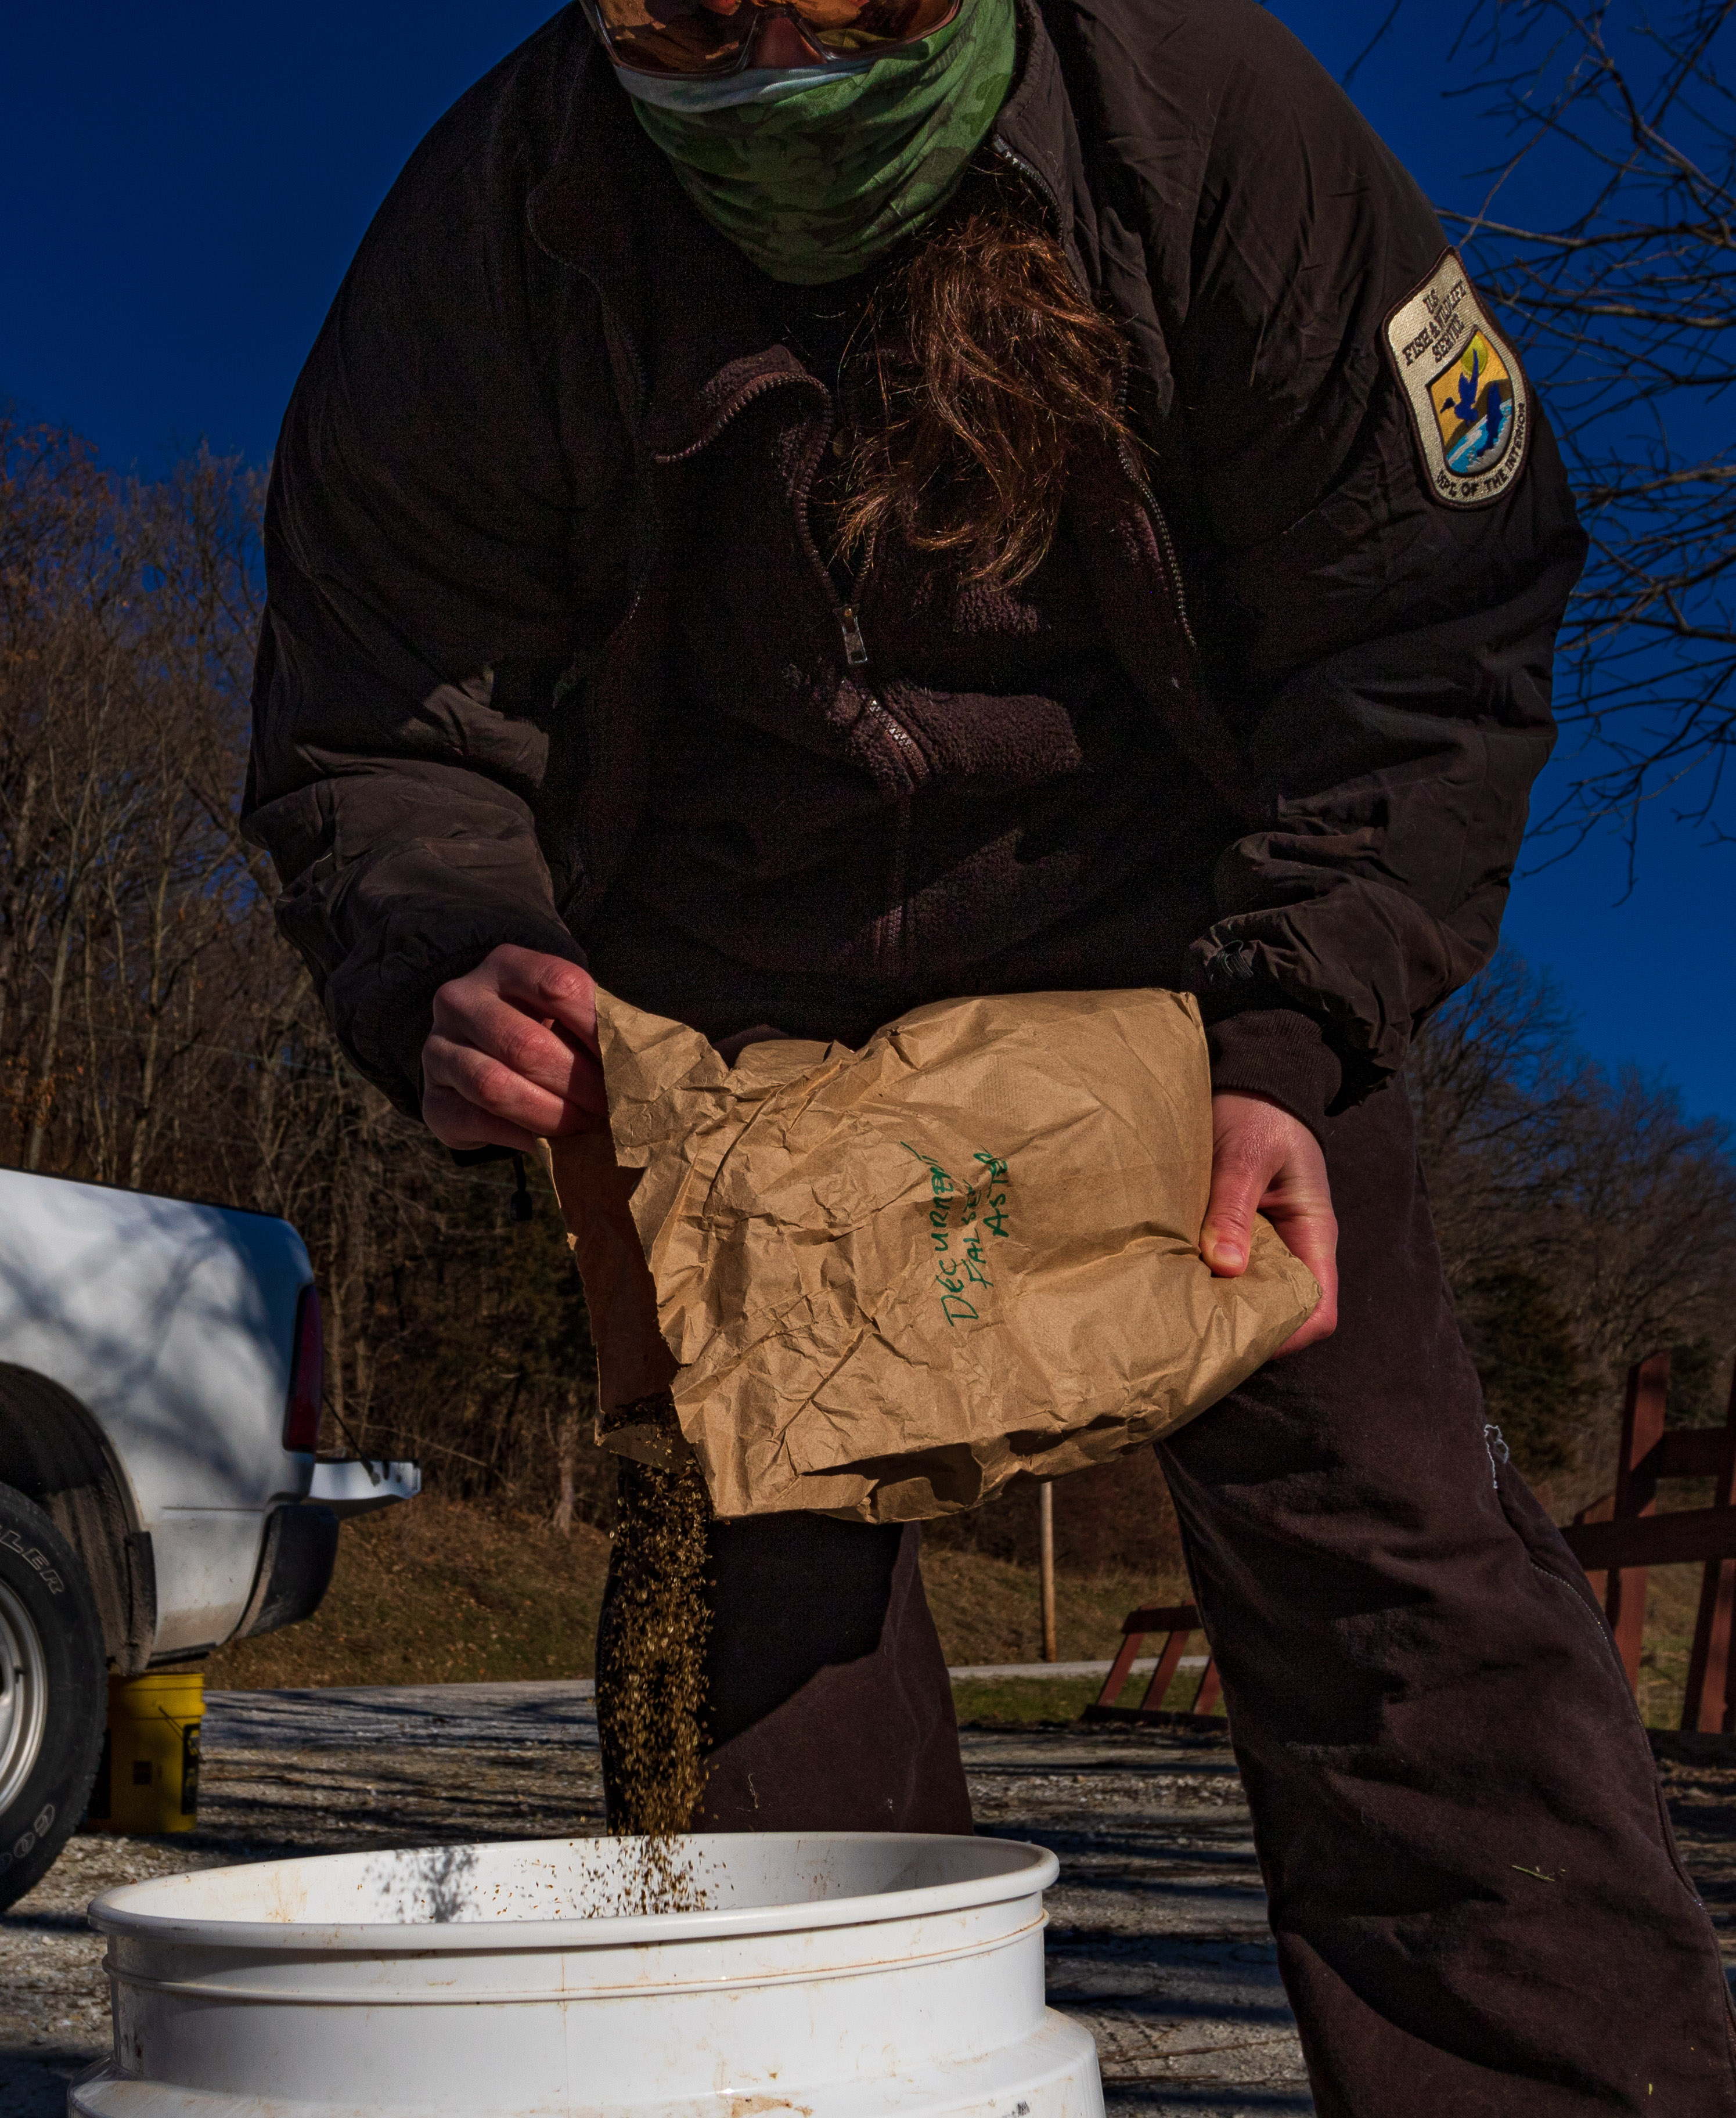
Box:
[592,0,962,78]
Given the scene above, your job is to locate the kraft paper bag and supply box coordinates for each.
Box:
[545,987,1319,1523]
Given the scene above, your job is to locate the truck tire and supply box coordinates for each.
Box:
[0,1482,106,1911]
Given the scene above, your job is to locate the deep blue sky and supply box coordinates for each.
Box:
[5,2,1730,1126]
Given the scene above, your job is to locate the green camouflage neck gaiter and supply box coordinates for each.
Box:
[630,0,1018,286]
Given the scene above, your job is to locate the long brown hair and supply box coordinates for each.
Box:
[835,178,1139,592]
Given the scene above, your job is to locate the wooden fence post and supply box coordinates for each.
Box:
[1606,1352,1670,1691]
[1039,1482,1057,1663]
[1682,1359,1736,1733]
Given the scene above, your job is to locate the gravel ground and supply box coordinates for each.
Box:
[5,1688,1734,2118]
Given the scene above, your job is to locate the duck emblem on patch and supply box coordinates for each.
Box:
[1385,250,1530,507]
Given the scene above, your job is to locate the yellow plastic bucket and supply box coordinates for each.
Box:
[85,1673,203,1834]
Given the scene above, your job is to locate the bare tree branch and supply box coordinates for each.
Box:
[1446,0,1736,859]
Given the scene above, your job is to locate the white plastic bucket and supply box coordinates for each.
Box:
[74,1832,1102,2118]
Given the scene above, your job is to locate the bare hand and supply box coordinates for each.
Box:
[421,945,607,1152]
[1200,1092,1338,1356]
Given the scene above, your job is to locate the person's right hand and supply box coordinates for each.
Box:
[1200,1092,1339,1357]
[421,945,608,1152]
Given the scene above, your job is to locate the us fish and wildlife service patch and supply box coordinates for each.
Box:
[1385,250,1530,508]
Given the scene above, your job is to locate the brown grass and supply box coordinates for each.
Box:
[200,1497,1186,1692]
[202,1496,1712,1741]
[203,1498,611,1690]
[1571,1482,1728,1734]
[921,1545,1186,1667]
[1635,1563,1713,1731]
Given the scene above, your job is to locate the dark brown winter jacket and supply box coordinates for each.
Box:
[243,0,1587,1135]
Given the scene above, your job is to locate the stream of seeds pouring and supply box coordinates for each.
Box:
[595,1442,714,1914]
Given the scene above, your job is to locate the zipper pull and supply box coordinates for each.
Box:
[838,605,870,669]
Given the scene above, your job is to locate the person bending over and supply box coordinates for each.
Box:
[246,0,1734,2105]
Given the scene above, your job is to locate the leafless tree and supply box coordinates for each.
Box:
[1448,0,1736,864]
[1410,949,1736,1493]
[0,412,610,1521]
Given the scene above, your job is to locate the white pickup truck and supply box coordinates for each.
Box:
[0,1166,418,1908]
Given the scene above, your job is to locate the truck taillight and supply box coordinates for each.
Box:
[282,1285,324,1452]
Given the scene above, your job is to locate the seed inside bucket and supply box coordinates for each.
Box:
[596,1421,712,1915]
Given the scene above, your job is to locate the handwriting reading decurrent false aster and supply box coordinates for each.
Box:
[901,1143,1011,1325]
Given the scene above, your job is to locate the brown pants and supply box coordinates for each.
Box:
[598,1085,1736,2113]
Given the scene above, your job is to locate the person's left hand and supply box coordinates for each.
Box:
[1199,1092,1339,1356]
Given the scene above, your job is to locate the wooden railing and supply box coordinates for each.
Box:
[1082,1602,1219,1724]
[1558,1349,1736,1732]
[1085,1347,1736,1737]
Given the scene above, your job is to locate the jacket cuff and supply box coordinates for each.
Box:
[1205,1007,1344,1146]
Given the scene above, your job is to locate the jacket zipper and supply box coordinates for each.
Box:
[992,135,1199,657]
[1114,437,1198,655]
[991,135,1053,212]
[584,276,921,968]
[628,362,905,702]
[1110,362,1199,655]
[657,370,816,466]
[790,393,871,662]
[838,604,869,668]
[788,401,919,776]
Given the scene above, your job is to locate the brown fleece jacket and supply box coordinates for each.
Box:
[243,0,1585,1138]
